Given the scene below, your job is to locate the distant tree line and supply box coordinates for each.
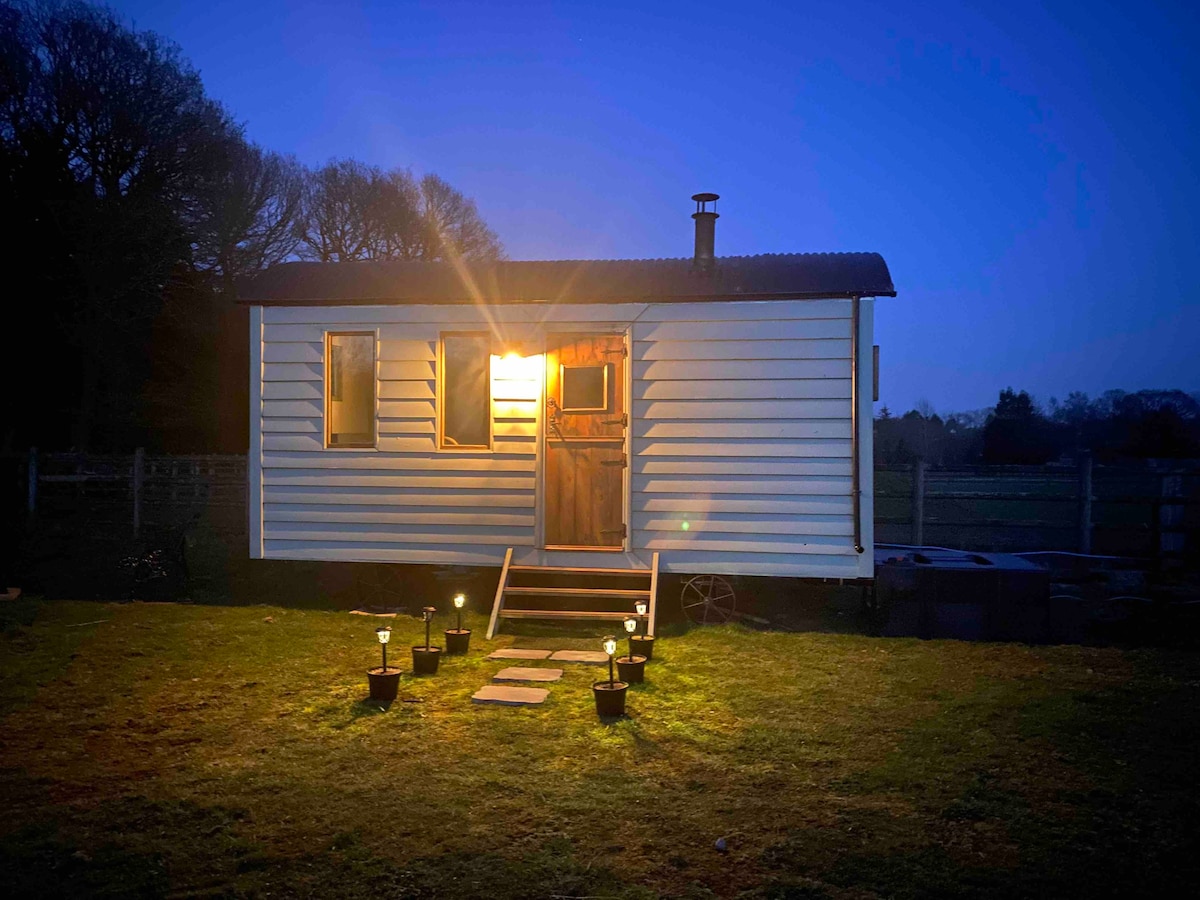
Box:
[0,0,502,453]
[876,388,1200,466]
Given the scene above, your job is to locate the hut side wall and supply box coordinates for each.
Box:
[250,298,874,578]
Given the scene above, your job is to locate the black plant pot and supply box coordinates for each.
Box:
[616,655,646,684]
[367,666,401,701]
[444,628,472,655]
[592,680,629,717]
[412,646,442,675]
[630,635,655,660]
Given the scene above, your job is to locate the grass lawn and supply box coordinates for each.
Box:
[1,598,1197,898]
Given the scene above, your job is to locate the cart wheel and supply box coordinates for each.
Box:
[681,574,736,625]
[354,564,413,612]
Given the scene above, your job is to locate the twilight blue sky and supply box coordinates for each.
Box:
[112,0,1199,414]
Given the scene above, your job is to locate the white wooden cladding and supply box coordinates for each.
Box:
[253,298,874,577]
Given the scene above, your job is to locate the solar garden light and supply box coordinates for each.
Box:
[411,606,442,675]
[631,598,655,660]
[444,592,472,655]
[616,616,647,684]
[593,635,628,718]
[366,626,400,702]
[377,625,391,669]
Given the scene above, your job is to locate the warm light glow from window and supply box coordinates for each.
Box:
[491,351,543,400]
[492,352,542,382]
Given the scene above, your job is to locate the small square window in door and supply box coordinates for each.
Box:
[560,364,610,412]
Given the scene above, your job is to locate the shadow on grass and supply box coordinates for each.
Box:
[0,772,655,899]
[351,698,393,716]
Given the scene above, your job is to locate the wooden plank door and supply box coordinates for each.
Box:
[543,333,627,549]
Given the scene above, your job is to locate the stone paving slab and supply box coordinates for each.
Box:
[548,650,609,665]
[494,666,564,683]
[487,648,554,660]
[471,685,549,706]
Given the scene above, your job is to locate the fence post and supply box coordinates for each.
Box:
[910,458,926,546]
[26,447,37,515]
[1160,472,1184,566]
[133,447,145,539]
[1077,452,1093,555]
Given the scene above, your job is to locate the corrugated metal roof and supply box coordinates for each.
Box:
[238,252,895,305]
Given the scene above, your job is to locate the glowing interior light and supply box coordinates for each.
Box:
[634,599,648,617]
[623,617,637,634]
[492,351,541,380]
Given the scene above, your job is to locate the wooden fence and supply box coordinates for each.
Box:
[18,449,246,540]
[876,458,1198,561]
[8,450,1198,564]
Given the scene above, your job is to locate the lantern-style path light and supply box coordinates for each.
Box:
[631,598,655,660]
[593,635,628,718]
[377,625,391,669]
[616,616,647,684]
[445,592,472,655]
[367,626,400,702]
[412,606,442,675]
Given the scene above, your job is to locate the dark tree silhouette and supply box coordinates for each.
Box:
[298,159,503,264]
[879,387,1197,468]
[416,172,503,262]
[981,388,1056,464]
[1,1,504,453]
[190,140,305,288]
[0,0,237,449]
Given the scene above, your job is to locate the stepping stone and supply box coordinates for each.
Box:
[494,667,563,683]
[471,685,549,706]
[487,648,553,660]
[549,650,609,665]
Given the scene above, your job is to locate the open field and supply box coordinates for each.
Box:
[1,598,1197,898]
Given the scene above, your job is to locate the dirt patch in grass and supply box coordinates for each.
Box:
[0,599,1197,897]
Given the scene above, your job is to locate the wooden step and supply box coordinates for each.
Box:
[498,609,634,620]
[504,587,650,599]
[508,565,650,577]
[487,549,659,640]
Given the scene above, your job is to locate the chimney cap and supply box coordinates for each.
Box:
[691,192,719,203]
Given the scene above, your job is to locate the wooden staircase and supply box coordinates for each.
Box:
[486,549,659,639]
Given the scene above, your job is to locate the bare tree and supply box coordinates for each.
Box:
[298,159,503,264]
[190,139,304,288]
[297,158,385,262]
[416,172,503,262]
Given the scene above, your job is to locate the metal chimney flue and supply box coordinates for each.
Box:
[691,192,719,274]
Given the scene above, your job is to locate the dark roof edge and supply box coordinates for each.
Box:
[237,289,897,307]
